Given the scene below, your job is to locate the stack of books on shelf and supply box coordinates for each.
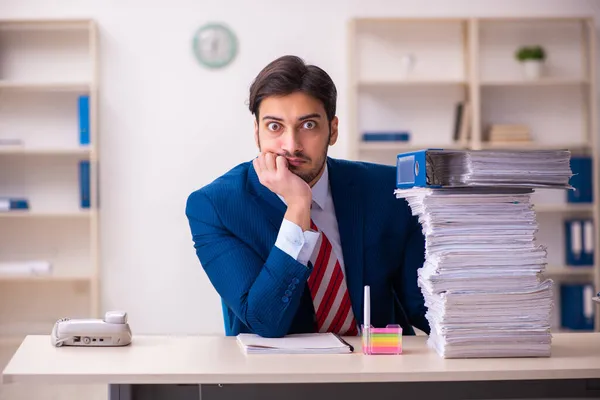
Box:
[486,124,531,144]
[395,149,573,358]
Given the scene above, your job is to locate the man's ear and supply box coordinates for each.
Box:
[254,118,260,151]
[329,116,339,146]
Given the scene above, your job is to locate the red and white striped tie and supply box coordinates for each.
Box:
[308,220,358,335]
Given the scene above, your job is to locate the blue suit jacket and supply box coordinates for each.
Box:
[185,157,429,338]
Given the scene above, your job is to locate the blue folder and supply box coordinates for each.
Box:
[568,156,593,203]
[79,160,90,208]
[362,131,410,142]
[78,95,90,145]
[560,283,594,330]
[0,198,29,210]
[564,219,594,266]
[396,149,443,189]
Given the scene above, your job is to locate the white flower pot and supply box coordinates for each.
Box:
[522,60,543,80]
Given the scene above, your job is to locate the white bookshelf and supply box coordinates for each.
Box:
[0,18,100,352]
[0,210,94,218]
[544,265,594,277]
[0,147,92,155]
[0,81,92,91]
[534,203,595,213]
[0,275,92,283]
[348,16,599,331]
[480,78,588,86]
[357,80,467,88]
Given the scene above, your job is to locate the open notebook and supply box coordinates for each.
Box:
[236,333,354,354]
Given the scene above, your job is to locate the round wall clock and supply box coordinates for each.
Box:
[192,23,238,69]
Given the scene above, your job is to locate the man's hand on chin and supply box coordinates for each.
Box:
[253,152,312,231]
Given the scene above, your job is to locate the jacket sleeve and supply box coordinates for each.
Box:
[393,212,430,335]
[185,190,312,338]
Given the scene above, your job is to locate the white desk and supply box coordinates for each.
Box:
[3,333,600,400]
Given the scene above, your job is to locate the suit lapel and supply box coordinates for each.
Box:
[246,162,286,243]
[327,158,365,324]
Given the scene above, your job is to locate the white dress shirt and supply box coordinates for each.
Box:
[274,165,346,270]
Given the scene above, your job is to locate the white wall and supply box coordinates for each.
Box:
[1,0,598,335]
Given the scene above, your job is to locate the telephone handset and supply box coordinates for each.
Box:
[51,311,132,347]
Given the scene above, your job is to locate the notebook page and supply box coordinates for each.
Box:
[237,333,348,350]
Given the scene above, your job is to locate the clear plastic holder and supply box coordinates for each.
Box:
[361,324,403,355]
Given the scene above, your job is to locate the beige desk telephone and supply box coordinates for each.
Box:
[51,311,132,347]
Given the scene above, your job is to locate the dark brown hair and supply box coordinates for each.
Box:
[248,55,337,122]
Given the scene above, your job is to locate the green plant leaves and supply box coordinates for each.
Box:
[515,46,546,61]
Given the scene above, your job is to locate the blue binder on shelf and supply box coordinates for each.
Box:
[79,160,90,208]
[564,218,594,266]
[560,283,595,331]
[362,131,410,142]
[396,149,443,189]
[78,95,90,146]
[0,197,29,211]
[568,156,592,203]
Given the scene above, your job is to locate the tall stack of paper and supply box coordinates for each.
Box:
[395,149,573,359]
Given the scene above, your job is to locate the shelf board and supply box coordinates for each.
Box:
[552,328,594,334]
[479,142,590,151]
[481,78,588,87]
[0,275,91,283]
[357,141,585,152]
[358,79,466,88]
[0,146,91,156]
[543,265,594,277]
[0,19,92,31]
[354,16,591,25]
[0,210,93,219]
[355,17,469,23]
[534,204,594,213]
[0,81,91,92]
[359,142,464,152]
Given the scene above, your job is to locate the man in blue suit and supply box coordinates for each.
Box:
[185,55,429,338]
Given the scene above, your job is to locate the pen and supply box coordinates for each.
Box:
[333,333,354,352]
[364,285,371,328]
[364,285,371,349]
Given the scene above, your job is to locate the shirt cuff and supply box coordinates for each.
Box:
[275,219,320,266]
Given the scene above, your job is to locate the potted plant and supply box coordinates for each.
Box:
[515,45,546,80]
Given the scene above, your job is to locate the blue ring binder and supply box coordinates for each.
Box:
[396,149,443,189]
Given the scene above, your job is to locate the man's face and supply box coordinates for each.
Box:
[254,92,338,186]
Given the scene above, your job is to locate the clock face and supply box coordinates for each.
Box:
[192,23,238,69]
